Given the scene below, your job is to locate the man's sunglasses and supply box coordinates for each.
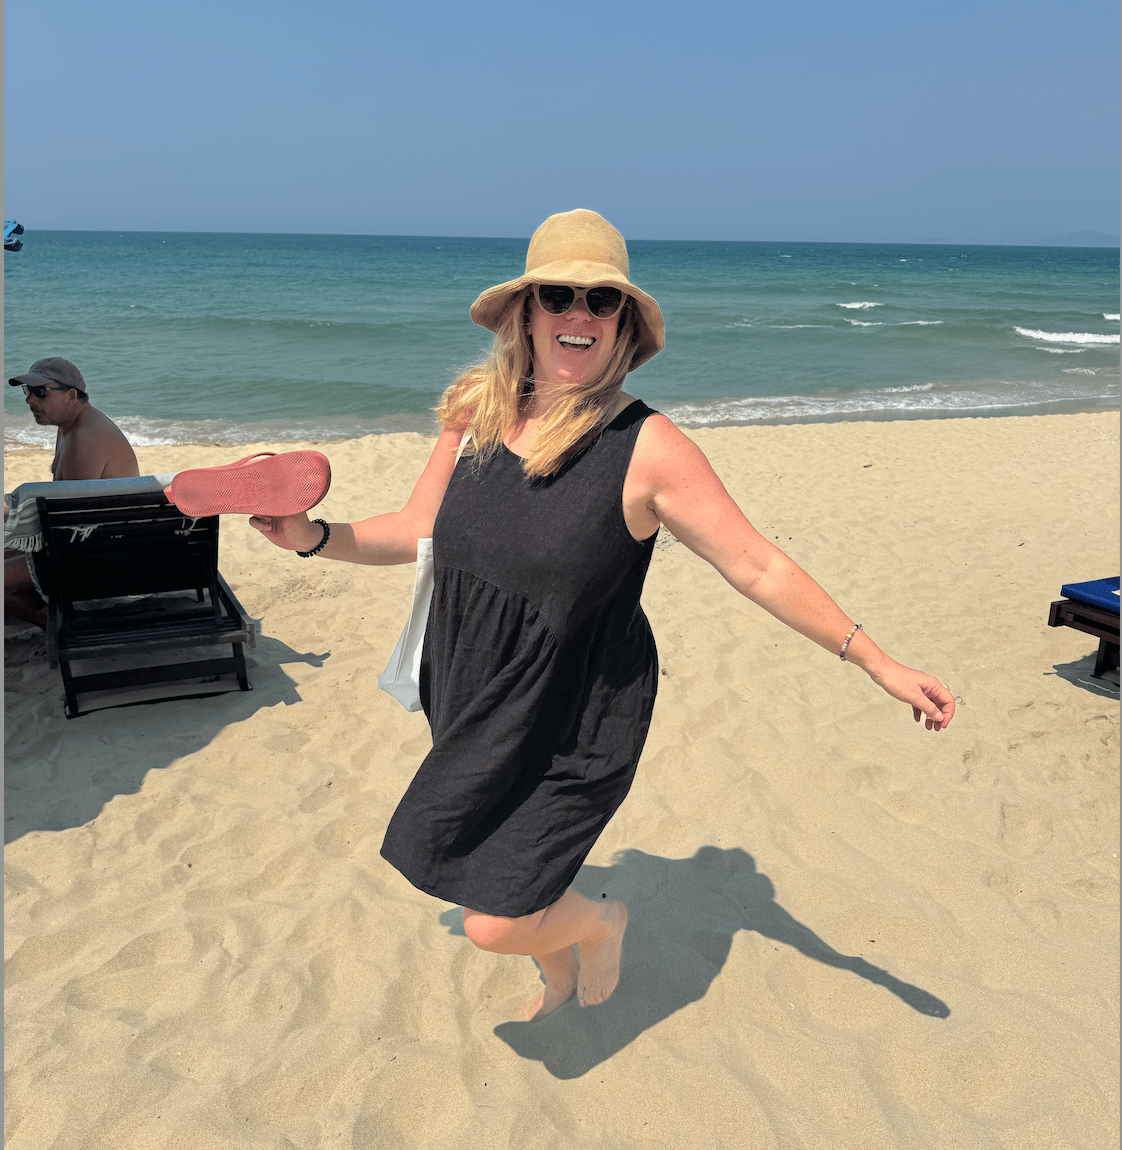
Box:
[20,381,79,400]
[533,284,627,320]
[21,383,80,399]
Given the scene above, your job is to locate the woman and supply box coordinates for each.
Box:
[253,209,955,1020]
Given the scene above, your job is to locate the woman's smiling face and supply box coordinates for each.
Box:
[527,286,621,386]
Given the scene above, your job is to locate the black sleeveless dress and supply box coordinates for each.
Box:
[380,400,660,917]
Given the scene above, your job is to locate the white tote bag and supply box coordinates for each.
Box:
[377,538,434,712]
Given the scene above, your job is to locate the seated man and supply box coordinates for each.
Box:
[5,358,140,626]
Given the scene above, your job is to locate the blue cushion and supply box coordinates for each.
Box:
[1061,577,1120,614]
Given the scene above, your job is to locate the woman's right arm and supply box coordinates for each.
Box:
[249,423,465,565]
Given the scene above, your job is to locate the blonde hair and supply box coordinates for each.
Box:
[436,290,642,479]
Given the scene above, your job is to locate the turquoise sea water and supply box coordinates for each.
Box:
[4,230,1118,448]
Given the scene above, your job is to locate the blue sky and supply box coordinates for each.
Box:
[5,0,1118,242]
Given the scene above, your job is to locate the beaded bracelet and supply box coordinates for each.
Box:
[839,622,862,660]
[296,518,330,558]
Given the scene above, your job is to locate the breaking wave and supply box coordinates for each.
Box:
[1015,327,1119,345]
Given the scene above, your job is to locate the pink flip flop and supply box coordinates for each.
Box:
[165,450,331,517]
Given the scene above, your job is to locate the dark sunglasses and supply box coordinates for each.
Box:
[20,383,74,399]
[534,283,627,320]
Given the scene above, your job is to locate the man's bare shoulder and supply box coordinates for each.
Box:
[56,406,140,480]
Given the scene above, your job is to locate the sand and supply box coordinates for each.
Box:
[4,412,1119,1150]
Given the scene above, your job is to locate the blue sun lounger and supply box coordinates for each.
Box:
[1048,576,1120,679]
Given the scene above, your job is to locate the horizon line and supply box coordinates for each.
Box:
[4,227,1120,249]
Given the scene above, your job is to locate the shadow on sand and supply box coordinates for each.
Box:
[1048,651,1120,699]
[3,627,329,842]
[444,845,950,1079]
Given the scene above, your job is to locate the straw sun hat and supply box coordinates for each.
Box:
[469,209,665,371]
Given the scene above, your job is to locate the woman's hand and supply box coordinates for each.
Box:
[249,512,321,552]
[864,660,956,731]
[245,422,466,566]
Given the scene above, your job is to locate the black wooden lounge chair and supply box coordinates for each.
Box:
[31,490,255,718]
[1047,577,1120,680]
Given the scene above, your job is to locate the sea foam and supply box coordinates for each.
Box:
[1015,327,1119,345]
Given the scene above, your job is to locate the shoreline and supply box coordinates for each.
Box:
[4,399,1118,455]
[5,411,1119,1149]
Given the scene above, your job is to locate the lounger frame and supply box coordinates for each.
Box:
[33,492,255,718]
[1047,597,1120,679]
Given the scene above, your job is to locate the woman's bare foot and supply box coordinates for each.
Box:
[526,944,578,1020]
[577,900,627,1007]
[461,891,628,1017]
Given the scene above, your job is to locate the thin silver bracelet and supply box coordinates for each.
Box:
[296,519,330,558]
[839,622,862,660]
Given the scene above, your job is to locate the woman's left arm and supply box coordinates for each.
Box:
[626,416,954,731]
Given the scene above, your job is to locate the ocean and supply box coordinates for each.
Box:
[3,230,1118,449]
